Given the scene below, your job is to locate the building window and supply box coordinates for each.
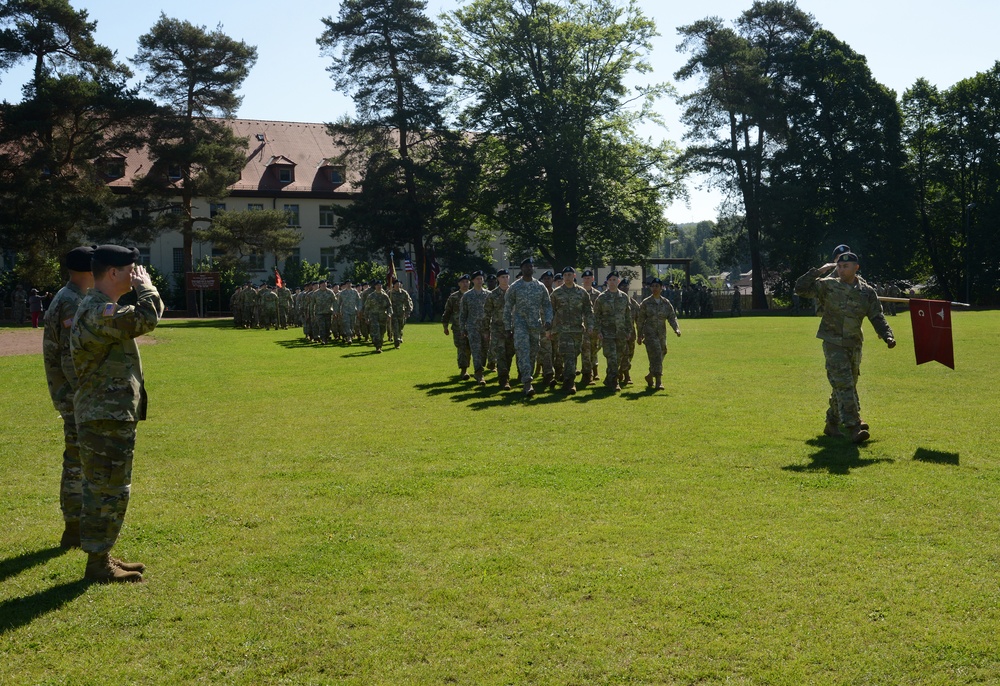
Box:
[284,204,299,227]
[246,252,265,271]
[320,247,337,271]
[330,168,344,184]
[105,159,125,179]
[278,167,293,183]
[167,164,182,180]
[137,247,151,266]
[210,203,226,217]
[319,205,336,227]
[248,203,263,211]
[173,247,184,274]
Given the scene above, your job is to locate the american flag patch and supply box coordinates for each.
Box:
[62,317,73,328]
[102,303,116,317]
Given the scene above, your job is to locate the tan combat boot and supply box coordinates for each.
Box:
[60,520,81,549]
[111,556,147,573]
[644,373,653,388]
[85,552,143,583]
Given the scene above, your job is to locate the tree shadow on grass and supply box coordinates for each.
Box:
[0,546,67,584]
[782,437,894,475]
[913,448,960,466]
[0,579,91,636]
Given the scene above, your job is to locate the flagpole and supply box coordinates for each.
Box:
[878,297,971,307]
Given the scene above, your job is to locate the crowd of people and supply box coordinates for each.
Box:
[4,284,51,327]
[441,259,682,396]
[229,278,414,353]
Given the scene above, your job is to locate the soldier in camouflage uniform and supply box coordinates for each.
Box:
[42,246,95,548]
[619,278,640,385]
[551,273,564,381]
[313,280,337,344]
[580,270,601,385]
[276,283,293,329]
[593,272,632,392]
[459,270,491,385]
[636,278,681,390]
[549,266,594,394]
[442,274,472,379]
[337,279,362,343]
[535,270,557,389]
[795,251,895,443]
[484,269,514,390]
[71,245,163,583]
[389,279,413,348]
[503,259,553,396]
[259,285,278,330]
[363,280,393,352]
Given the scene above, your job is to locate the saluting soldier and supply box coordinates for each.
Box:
[71,245,163,583]
[42,246,95,549]
[549,266,594,394]
[636,277,681,391]
[794,250,895,443]
[503,258,553,397]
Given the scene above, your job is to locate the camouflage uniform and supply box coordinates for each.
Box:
[338,287,362,341]
[442,288,472,374]
[460,287,491,380]
[484,285,514,387]
[259,287,278,330]
[636,294,679,378]
[43,281,88,528]
[581,286,602,382]
[313,285,337,343]
[502,277,553,391]
[389,287,413,347]
[795,266,894,431]
[276,286,293,328]
[594,289,632,389]
[619,291,640,383]
[71,280,163,556]
[549,282,594,387]
[363,288,393,351]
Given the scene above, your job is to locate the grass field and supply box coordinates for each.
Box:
[1,312,999,685]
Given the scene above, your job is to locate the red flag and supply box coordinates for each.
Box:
[273,267,284,289]
[909,299,954,369]
[387,252,397,290]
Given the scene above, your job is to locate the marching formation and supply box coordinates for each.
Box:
[442,259,681,397]
[230,277,414,353]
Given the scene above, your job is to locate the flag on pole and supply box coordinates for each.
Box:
[403,252,416,273]
[387,251,397,290]
[428,249,440,290]
[909,299,954,369]
[273,267,284,289]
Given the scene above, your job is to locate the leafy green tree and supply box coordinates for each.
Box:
[280,257,328,289]
[318,0,459,298]
[132,14,257,313]
[195,209,302,269]
[343,260,388,285]
[446,0,683,271]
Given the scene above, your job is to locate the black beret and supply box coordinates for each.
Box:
[458,273,471,282]
[561,266,576,274]
[581,269,594,277]
[553,273,563,280]
[650,277,663,286]
[65,246,95,272]
[607,270,620,279]
[833,244,852,258]
[539,270,553,279]
[620,278,630,288]
[836,252,859,263]
[520,257,533,267]
[93,244,139,268]
[469,270,483,280]
[496,269,509,277]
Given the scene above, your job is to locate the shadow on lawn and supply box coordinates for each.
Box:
[414,377,624,409]
[913,448,960,466]
[0,579,91,636]
[0,546,67,584]
[783,437,894,475]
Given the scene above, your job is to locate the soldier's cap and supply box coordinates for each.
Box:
[65,245,95,272]
[470,270,484,280]
[832,244,852,258]
[369,279,379,286]
[540,270,554,279]
[561,266,576,275]
[836,251,859,263]
[496,268,509,277]
[520,257,533,267]
[93,244,139,267]
[650,277,663,286]
[458,273,471,282]
[553,273,563,281]
[620,278,630,288]
[607,270,620,279]
[581,269,594,277]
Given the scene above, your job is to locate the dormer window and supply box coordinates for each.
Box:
[330,168,343,184]
[318,159,346,186]
[278,167,293,183]
[167,164,182,180]
[266,155,296,185]
[104,158,125,179]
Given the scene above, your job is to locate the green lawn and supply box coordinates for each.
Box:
[2,312,999,685]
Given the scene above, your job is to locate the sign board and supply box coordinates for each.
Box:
[186,272,220,290]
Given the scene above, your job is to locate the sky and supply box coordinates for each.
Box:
[2,0,998,223]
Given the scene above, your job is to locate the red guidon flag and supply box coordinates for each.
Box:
[273,267,284,289]
[387,253,397,290]
[909,299,954,369]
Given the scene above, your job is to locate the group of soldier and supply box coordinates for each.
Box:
[441,259,682,397]
[230,278,414,353]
